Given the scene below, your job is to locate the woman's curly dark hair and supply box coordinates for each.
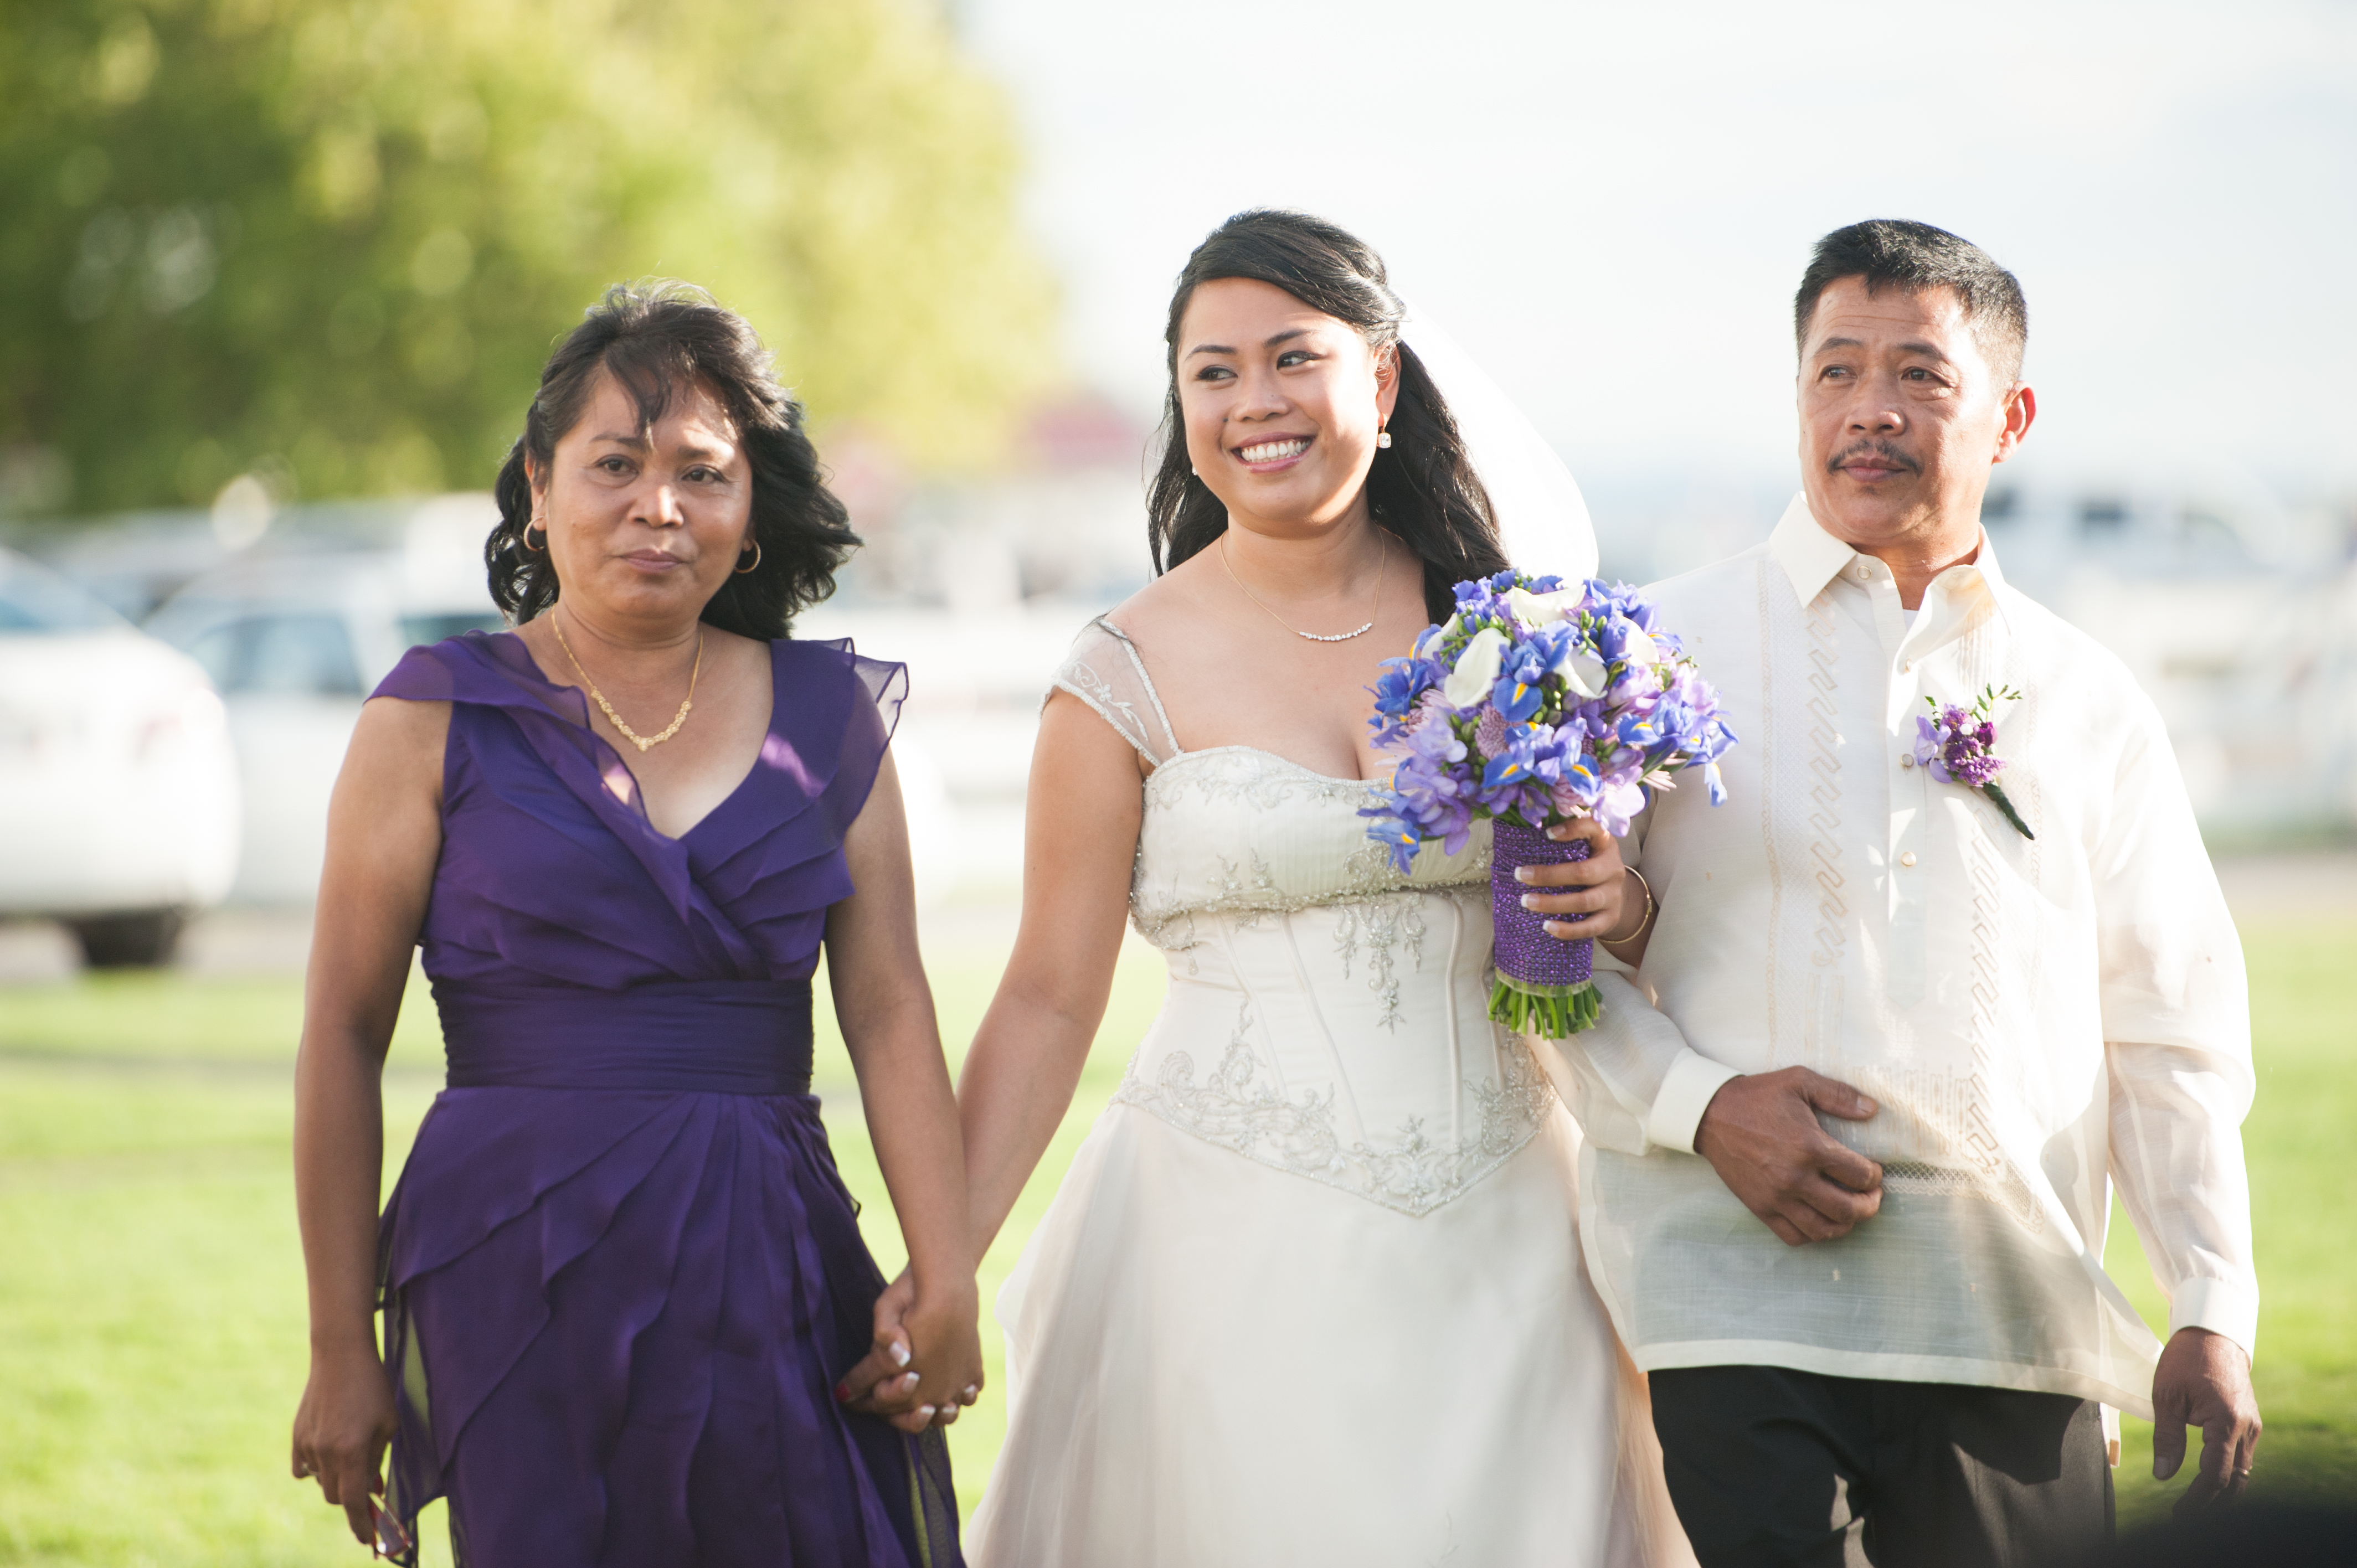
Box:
[486,280,857,637]
[1146,209,1506,622]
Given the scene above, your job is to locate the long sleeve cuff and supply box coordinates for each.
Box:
[1645,1049,1743,1156]
[2167,1276,2260,1361]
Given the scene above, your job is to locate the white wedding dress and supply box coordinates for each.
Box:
[966,619,1692,1568]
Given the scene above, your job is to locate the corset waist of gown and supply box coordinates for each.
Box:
[433,977,816,1096]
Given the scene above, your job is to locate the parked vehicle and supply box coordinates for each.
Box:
[144,545,505,904]
[0,548,240,966]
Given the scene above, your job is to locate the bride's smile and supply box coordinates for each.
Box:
[1233,434,1311,469]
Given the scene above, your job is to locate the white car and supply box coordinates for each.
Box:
[0,548,240,965]
[144,547,506,905]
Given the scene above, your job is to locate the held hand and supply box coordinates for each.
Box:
[1516,819,1641,943]
[2152,1327,2262,1516]
[1693,1069,1883,1246]
[898,1279,985,1435]
[837,1270,983,1434]
[838,1270,925,1428]
[290,1342,399,1546]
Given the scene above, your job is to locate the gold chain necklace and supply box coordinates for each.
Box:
[1218,530,1385,643]
[550,608,703,753]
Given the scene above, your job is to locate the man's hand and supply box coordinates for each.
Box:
[2153,1327,2261,1517]
[1693,1068,1883,1246]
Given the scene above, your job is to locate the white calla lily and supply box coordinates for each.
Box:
[1561,648,1609,700]
[1443,626,1509,709]
[1618,625,1660,668]
[1502,585,1586,628]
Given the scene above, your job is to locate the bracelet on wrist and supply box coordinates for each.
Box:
[1601,865,1656,948]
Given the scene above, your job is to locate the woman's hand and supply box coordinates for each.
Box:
[291,1342,399,1545]
[838,1269,924,1425]
[900,1276,984,1431]
[837,1268,982,1434]
[1514,818,1646,944]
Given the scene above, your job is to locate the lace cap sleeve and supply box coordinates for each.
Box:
[1048,616,1180,766]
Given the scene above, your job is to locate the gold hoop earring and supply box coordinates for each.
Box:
[735,539,762,575]
[523,521,548,553]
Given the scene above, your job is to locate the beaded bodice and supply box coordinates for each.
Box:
[1052,617,1553,1218]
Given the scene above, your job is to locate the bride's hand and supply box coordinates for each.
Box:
[1515,819,1642,943]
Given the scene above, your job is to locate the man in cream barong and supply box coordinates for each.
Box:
[1550,220,2261,1565]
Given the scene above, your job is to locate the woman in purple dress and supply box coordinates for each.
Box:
[289,282,980,1566]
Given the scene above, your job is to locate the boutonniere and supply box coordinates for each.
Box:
[1915,685,2035,840]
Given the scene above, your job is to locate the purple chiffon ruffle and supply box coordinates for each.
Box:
[367,633,956,1568]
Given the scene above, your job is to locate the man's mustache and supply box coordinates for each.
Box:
[1826,441,1921,475]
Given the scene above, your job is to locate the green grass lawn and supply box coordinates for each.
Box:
[0,921,2348,1562]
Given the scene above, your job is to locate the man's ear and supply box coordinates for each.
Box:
[1992,383,2037,464]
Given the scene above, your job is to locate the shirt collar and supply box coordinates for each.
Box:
[1766,491,2013,630]
[1768,493,1856,607]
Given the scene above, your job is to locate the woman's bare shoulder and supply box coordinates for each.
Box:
[1100,554,1223,650]
[349,693,452,802]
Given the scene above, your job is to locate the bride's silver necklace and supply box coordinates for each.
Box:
[1219,531,1385,643]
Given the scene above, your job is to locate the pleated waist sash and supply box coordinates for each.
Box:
[433,978,816,1095]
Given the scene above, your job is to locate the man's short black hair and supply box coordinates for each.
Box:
[1795,219,2028,381]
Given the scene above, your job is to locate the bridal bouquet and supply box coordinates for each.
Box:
[1360,571,1736,1037]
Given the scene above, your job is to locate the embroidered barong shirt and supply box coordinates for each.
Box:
[1556,496,2257,1418]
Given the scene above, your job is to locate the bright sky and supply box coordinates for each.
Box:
[963,0,2357,507]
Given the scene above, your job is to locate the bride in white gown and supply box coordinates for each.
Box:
[867,210,1692,1565]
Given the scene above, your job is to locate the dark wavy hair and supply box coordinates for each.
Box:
[486,280,858,636]
[1146,209,1505,622]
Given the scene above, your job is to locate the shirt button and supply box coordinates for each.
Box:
[1900,851,1918,868]
[1901,754,1915,769]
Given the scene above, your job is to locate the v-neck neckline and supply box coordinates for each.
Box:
[495,629,781,844]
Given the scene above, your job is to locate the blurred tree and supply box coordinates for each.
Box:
[0,0,1057,518]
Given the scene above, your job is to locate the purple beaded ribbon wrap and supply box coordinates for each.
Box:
[1488,818,1601,1036]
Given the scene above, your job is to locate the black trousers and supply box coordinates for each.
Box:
[1650,1366,2114,1568]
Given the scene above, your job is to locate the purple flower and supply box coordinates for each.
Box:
[1473,705,1511,760]
[1362,568,1737,864]
[1592,764,1649,838]
[1915,686,2034,840]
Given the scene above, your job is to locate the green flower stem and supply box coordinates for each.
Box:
[1982,782,2036,840]
[1488,976,1603,1039]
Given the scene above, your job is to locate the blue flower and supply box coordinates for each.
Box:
[1490,665,1548,724]
[1359,809,1427,873]
[1367,656,1440,745]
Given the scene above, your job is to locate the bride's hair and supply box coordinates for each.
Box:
[1147,209,1507,621]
